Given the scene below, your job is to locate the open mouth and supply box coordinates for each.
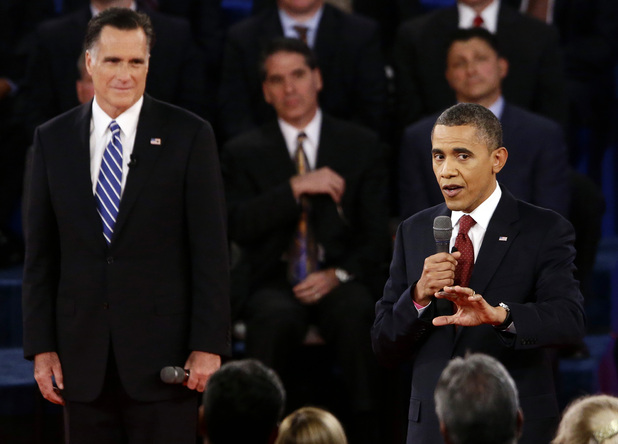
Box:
[442,184,463,198]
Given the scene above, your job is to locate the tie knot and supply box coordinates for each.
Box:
[297,132,307,144]
[109,120,120,134]
[293,25,309,44]
[473,15,484,27]
[458,215,476,235]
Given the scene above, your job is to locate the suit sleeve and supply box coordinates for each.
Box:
[531,25,568,126]
[217,29,260,141]
[185,122,231,355]
[336,138,390,279]
[348,21,387,135]
[507,215,586,349]
[22,130,61,359]
[530,122,570,216]
[221,140,300,244]
[371,223,436,368]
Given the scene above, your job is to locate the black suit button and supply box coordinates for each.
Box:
[107,256,114,264]
[103,302,109,310]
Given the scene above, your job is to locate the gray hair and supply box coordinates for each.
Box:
[434,353,520,444]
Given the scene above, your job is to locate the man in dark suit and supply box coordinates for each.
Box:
[372,103,585,444]
[218,0,386,141]
[399,28,569,218]
[22,9,230,443]
[17,0,206,136]
[394,0,567,127]
[221,38,388,443]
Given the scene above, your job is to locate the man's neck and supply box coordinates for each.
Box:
[277,0,324,22]
[456,90,501,109]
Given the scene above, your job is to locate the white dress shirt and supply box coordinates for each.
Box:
[90,96,143,197]
[458,0,500,33]
[279,6,324,48]
[278,109,322,170]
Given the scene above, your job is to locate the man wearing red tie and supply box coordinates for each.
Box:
[372,103,585,444]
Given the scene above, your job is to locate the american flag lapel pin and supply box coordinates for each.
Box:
[150,138,162,145]
[499,236,508,242]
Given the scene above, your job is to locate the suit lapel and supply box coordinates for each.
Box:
[68,102,108,247]
[453,188,519,345]
[112,96,166,241]
[469,188,520,302]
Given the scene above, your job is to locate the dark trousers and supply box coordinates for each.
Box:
[243,279,380,413]
[63,351,198,444]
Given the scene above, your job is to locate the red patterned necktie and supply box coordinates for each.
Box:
[287,132,318,284]
[473,15,484,27]
[454,215,476,287]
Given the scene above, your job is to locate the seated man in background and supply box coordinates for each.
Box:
[201,359,286,444]
[399,28,569,219]
[435,353,523,444]
[221,38,389,444]
[394,0,566,127]
[218,0,386,141]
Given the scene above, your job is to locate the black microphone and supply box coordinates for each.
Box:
[128,154,138,168]
[160,366,189,384]
[433,216,452,254]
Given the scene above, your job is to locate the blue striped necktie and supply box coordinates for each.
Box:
[95,120,123,244]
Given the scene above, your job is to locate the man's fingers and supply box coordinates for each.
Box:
[432,316,453,327]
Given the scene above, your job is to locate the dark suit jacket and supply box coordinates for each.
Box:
[218,5,387,141]
[18,4,206,133]
[371,187,586,444]
[22,95,231,403]
[399,102,570,218]
[394,2,567,126]
[220,115,389,295]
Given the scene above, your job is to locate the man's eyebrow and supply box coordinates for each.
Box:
[453,147,473,154]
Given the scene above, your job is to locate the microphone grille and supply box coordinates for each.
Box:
[160,366,185,384]
[433,216,453,242]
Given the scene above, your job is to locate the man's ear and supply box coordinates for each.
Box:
[85,50,93,76]
[516,409,524,438]
[492,147,508,174]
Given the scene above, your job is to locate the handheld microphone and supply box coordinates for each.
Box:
[433,216,453,254]
[160,366,189,384]
[128,154,138,168]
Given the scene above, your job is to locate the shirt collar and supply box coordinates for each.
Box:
[92,95,144,140]
[278,6,324,47]
[487,95,505,120]
[458,0,500,33]
[451,182,502,231]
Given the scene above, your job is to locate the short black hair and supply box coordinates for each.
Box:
[202,359,286,444]
[447,27,503,58]
[432,103,503,151]
[259,37,319,82]
[84,7,155,54]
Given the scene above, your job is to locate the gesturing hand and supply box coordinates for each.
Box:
[432,286,508,327]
